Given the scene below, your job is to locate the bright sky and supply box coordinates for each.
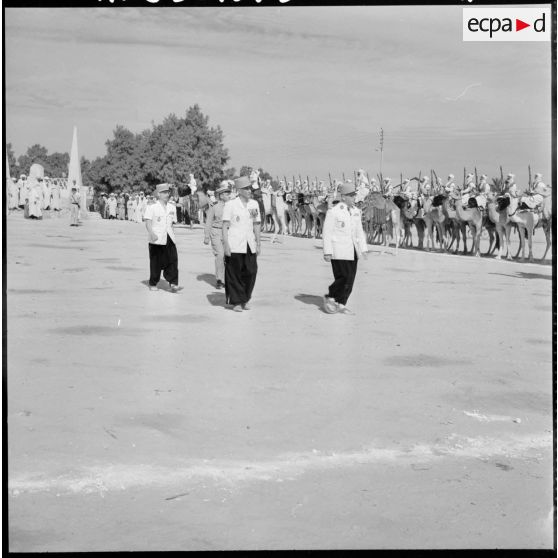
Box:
[4,5,552,186]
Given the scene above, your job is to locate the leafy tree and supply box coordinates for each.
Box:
[46,152,70,178]
[6,143,18,177]
[17,144,49,175]
[223,167,236,180]
[80,156,91,186]
[145,105,229,191]
[102,125,148,193]
[85,156,110,193]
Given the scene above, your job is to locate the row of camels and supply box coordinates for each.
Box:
[195,188,552,263]
[394,191,552,262]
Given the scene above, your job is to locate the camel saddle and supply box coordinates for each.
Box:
[466,197,485,214]
[432,194,445,207]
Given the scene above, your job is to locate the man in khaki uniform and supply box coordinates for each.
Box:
[204,181,231,289]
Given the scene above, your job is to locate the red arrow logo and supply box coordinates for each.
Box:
[516,19,530,31]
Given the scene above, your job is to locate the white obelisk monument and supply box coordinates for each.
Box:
[67,126,87,214]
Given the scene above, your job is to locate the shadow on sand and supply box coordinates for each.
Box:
[139,280,180,292]
[196,273,216,287]
[295,293,331,314]
[207,292,227,307]
[489,271,551,281]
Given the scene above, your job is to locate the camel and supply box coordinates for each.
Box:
[450,192,483,257]
[284,192,301,236]
[363,192,403,254]
[500,194,551,262]
[486,193,513,259]
[537,195,552,261]
[309,195,328,239]
[440,196,469,255]
[295,193,316,238]
[260,187,275,233]
[421,195,447,252]
[393,195,417,248]
[525,193,553,261]
[270,189,289,243]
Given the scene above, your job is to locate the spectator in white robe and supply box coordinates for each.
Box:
[127,195,134,221]
[70,187,81,226]
[42,177,52,210]
[136,191,147,222]
[7,175,19,211]
[17,174,28,208]
[50,179,61,211]
[107,193,118,219]
[27,164,45,219]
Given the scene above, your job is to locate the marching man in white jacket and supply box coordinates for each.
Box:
[322,181,368,315]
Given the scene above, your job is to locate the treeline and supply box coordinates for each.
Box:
[8,104,273,194]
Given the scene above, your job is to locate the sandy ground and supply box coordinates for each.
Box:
[6,211,555,551]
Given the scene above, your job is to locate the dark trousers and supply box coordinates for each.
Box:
[225,246,258,306]
[148,237,178,287]
[328,252,358,305]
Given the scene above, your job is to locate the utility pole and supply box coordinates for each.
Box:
[375,128,384,176]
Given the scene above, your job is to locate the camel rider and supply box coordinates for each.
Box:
[285,181,294,202]
[383,177,393,198]
[329,180,344,207]
[418,176,431,199]
[521,173,549,210]
[355,170,370,205]
[356,169,369,188]
[444,174,456,196]
[355,183,369,205]
[401,178,413,199]
[461,173,476,206]
[475,174,490,210]
[261,179,273,196]
[504,173,520,214]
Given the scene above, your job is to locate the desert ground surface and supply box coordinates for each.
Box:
[6,210,555,551]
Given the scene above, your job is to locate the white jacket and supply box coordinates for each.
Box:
[322,202,368,260]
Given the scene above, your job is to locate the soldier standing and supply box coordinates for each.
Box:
[322,182,368,315]
[144,183,180,292]
[222,176,261,312]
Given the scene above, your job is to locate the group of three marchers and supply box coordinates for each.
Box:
[144,176,367,314]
